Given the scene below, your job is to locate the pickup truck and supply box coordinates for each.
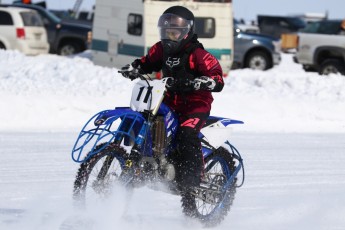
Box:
[293,19,345,75]
[4,3,92,56]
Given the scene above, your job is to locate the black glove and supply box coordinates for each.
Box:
[193,76,216,91]
[118,64,140,80]
[166,77,195,93]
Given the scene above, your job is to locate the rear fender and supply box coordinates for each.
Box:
[200,116,244,157]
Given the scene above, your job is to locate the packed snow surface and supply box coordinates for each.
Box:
[0,50,344,230]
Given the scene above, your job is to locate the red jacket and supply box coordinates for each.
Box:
[138,41,224,115]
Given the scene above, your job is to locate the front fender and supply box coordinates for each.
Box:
[71,107,145,163]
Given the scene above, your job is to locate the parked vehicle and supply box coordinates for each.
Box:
[3,3,92,56]
[293,19,345,75]
[0,6,49,55]
[258,15,307,39]
[91,0,234,76]
[232,24,281,70]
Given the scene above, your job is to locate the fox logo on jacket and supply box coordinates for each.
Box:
[166,57,180,68]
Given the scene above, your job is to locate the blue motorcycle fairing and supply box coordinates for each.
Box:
[71,107,147,163]
[205,116,244,128]
[71,104,180,163]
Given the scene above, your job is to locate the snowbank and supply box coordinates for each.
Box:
[0,50,344,133]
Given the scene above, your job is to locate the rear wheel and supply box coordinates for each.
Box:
[180,147,237,227]
[319,59,345,76]
[0,42,6,50]
[73,144,126,203]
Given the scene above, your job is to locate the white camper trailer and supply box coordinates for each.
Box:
[91,0,234,76]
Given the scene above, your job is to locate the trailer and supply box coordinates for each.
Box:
[91,0,233,76]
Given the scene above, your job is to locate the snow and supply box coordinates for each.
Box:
[0,49,345,229]
[1,49,344,133]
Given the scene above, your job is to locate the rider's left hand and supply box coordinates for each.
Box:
[166,77,195,92]
[193,76,216,91]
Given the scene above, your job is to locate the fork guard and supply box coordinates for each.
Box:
[71,107,145,163]
[223,140,245,190]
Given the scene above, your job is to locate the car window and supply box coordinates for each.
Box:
[300,21,320,33]
[20,11,44,27]
[318,21,341,34]
[0,11,14,25]
[127,13,142,36]
[195,17,215,38]
[301,21,341,34]
[279,20,290,28]
[286,17,307,29]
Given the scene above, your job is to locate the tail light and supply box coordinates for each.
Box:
[16,28,25,39]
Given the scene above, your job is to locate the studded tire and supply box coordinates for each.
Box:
[73,144,127,203]
[180,147,237,227]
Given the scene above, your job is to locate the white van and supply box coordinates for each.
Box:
[0,6,49,55]
[91,0,233,76]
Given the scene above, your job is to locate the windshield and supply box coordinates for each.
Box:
[287,17,306,28]
[44,9,61,23]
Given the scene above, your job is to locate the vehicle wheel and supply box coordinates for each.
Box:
[245,50,272,70]
[302,65,316,72]
[73,144,126,204]
[58,41,81,56]
[0,42,6,50]
[180,147,237,227]
[319,59,345,76]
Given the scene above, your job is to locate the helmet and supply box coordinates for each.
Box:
[158,6,195,55]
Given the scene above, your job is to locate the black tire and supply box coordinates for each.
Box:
[73,144,126,203]
[319,59,345,76]
[245,50,272,70]
[302,64,316,72]
[58,41,81,56]
[0,42,6,50]
[180,147,237,227]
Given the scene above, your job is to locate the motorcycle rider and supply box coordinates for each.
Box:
[120,5,224,191]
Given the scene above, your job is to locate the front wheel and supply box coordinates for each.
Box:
[180,147,237,227]
[58,41,81,56]
[73,144,127,203]
[245,50,272,70]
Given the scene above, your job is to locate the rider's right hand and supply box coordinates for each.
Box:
[118,64,139,80]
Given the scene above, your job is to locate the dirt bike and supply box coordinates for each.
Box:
[71,72,245,227]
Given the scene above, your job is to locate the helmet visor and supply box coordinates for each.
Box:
[158,13,192,41]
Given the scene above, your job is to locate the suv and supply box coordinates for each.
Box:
[0,6,49,55]
[3,3,92,56]
[232,24,281,70]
